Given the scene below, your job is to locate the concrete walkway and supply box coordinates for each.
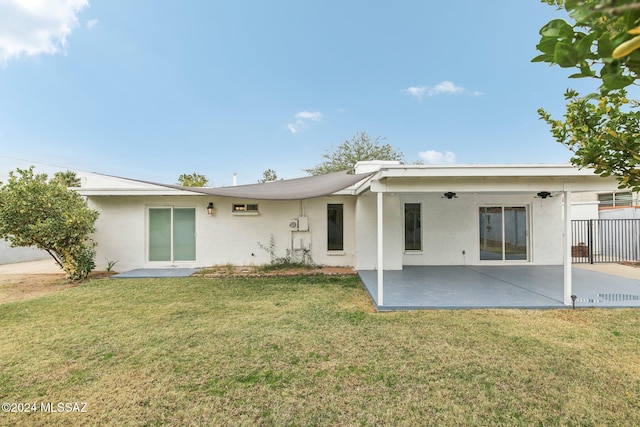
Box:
[574,263,640,280]
[359,265,640,310]
[0,258,62,274]
[0,260,198,278]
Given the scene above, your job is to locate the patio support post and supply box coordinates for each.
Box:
[377,191,384,306]
[563,191,572,305]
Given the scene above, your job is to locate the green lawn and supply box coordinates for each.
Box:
[1,275,639,426]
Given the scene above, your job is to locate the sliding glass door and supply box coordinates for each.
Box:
[149,208,196,262]
[479,206,527,261]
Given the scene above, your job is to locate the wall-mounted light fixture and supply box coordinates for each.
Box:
[206,202,215,215]
[537,191,552,199]
[443,192,457,199]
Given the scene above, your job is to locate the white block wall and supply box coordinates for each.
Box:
[354,191,564,270]
[87,195,356,271]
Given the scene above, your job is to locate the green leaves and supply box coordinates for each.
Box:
[534,0,640,92]
[539,90,640,191]
[540,19,574,38]
[537,1,640,191]
[601,61,634,89]
[554,42,580,67]
[304,132,404,176]
[0,167,99,280]
[177,172,209,187]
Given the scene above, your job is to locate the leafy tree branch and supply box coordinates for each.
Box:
[0,167,99,280]
[305,131,404,175]
[536,0,640,189]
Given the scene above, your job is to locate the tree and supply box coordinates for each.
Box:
[177,172,209,187]
[0,167,99,280]
[535,0,640,189]
[52,170,81,187]
[304,132,404,175]
[539,89,640,190]
[258,169,280,183]
[534,0,640,93]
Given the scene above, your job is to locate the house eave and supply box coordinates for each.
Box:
[367,164,619,194]
[77,188,203,196]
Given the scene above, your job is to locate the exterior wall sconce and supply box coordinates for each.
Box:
[443,192,457,199]
[206,202,215,214]
[537,191,552,199]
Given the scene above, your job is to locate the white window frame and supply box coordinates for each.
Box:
[478,205,530,263]
[232,203,259,215]
[147,206,196,263]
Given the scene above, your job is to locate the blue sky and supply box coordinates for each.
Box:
[0,1,604,186]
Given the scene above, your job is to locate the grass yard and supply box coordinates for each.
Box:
[1,275,639,426]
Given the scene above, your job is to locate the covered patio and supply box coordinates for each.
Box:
[353,163,629,310]
[359,265,640,310]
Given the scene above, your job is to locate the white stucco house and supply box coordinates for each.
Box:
[77,161,618,306]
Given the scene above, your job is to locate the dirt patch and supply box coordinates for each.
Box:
[0,271,115,304]
[194,265,358,278]
[618,261,640,268]
[0,266,357,303]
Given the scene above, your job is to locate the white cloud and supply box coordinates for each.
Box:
[288,111,323,133]
[294,111,323,121]
[86,18,99,29]
[287,120,304,134]
[0,0,90,64]
[428,81,465,96]
[403,86,428,100]
[418,150,456,164]
[403,81,482,99]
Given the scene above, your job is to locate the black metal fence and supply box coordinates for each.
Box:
[572,219,640,263]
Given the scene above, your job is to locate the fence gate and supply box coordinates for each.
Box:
[572,219,640,263]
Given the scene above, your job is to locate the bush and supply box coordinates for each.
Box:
[0,167,99,281]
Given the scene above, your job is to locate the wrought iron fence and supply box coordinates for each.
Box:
[572,219,640,263]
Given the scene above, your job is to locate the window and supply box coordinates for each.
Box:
[479,206,527,261]
[598,192,633,207]
[327,204,344,251]
[404,203,422,251]
[149,207,196,262]
[232,203,259,213]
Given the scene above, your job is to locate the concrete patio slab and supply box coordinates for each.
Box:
[111,268,199,278]
[358,265,640,310]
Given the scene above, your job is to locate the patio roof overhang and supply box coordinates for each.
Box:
[366,164,619,194]
[366,164,619,308]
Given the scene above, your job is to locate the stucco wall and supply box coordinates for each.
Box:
[87,195,356,271]
[355,192,564,269]
[88,190,566,272]
[599,207,640,219]
[0,240,49,265]
[354,192,404,270]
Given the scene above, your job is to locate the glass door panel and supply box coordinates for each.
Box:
[479,207,503,260]
[173,208,196,261]
[504,207,527,260]
[149,208,171,261]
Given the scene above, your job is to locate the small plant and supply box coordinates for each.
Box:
[105,259,118,272]
[257,235,317,270]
